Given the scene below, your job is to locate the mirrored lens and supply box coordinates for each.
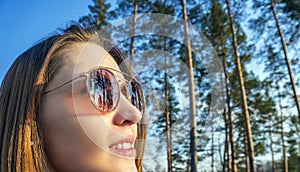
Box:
[129,80,145,114]
[87,68,119,112]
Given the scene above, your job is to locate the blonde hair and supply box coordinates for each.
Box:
[0,23,147,172]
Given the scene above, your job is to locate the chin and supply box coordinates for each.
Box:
[111,159,137,172]
[89,154,137,172]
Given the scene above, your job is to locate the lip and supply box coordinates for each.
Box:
[108,135,136,157]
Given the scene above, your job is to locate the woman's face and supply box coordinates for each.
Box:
[41,42,142,172]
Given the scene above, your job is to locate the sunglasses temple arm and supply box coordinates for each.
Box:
[43,75,85,95]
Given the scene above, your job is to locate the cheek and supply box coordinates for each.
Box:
[40,95,98,170]
[40,95,138,171]
[72,91,101,116]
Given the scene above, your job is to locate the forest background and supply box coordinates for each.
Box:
[1,0,300,172]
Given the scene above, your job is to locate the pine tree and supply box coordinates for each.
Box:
[225,0,256,171]
[287,116,300,171]
[250,1,300,170]
[270,0,300,122]
[180,0,198,171]
[79,0,114,30]
[263,44,290,172]
[250,0,300,122]
[201,1,237,171]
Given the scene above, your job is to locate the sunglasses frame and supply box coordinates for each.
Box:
[43,66,145,113]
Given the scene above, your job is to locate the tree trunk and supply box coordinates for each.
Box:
[280,107,288,172]
[270,0,300,121]
[244,130,250,172]
[187,159,190,172]
[180,0,198,171]
[220,24,236,172]
[269,118,276,172]
[225,0,256,171]
[129,0,138,68]
[164,38,173,172]
[223,108,231,172]
[222,53,237,172]
[278,86,288,172]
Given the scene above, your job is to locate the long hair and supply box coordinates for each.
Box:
[0,23,147,172]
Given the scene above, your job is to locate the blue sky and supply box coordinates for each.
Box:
[0,0,93,81]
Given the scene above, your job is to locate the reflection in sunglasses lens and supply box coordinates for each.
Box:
[130,81,144,114]
[87,68,145,114]
[88,69,119,112]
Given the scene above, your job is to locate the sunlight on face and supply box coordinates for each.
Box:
[41,42,141,172]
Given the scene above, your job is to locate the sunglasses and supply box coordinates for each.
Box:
[44,66,145,114]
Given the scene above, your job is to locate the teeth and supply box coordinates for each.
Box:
[111,142,134,149]
[123,143,130,149]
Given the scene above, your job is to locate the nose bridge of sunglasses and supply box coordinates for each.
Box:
[114,72,134,84]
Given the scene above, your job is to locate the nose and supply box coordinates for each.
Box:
[112,94,142,126]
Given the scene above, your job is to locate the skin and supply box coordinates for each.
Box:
[40,42,142,172]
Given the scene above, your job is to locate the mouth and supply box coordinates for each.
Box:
[108,135,136,157]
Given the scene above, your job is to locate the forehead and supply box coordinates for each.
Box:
[66,42,121,75]
[48,42,125,89]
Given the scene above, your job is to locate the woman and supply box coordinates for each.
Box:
[0,23,147,172]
